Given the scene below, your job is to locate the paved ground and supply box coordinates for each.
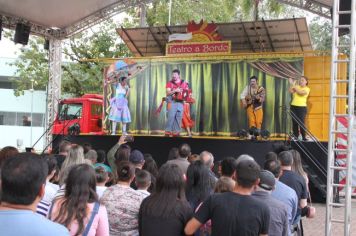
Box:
[303,201,356,236]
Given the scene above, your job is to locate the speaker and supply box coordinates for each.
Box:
[14,23,31,45]
[44,39,50,50]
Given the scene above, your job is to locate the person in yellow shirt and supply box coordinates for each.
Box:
[289,76,310,141]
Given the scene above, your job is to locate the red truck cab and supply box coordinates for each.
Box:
[52,94,104,135]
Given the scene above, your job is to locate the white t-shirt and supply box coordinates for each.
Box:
[42,181,60,203]
[96,186,107,199]
[137,189,150,199]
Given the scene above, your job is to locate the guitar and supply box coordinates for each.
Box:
[244,86,265,107]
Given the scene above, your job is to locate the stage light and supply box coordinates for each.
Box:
[14,23,31,45]
[260,129,271,140]
[237,129,248,139]
[248,127,260,137]
[44,39,50,50]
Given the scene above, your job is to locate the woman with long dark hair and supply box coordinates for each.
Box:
[143,154,158,192]
[186,160,215,210]
[139,163,193,236]
[49,164,109,236]
[101,161,144,236]
[290,149,309,191]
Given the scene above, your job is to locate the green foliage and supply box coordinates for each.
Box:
[308,17,332,52]
[144,0,239,26]
[5,31,49,96]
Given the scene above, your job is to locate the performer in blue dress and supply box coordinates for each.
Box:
[109,77,131,135]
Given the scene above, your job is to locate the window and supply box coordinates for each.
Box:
[0,111,44,127]
[58,103,83,120]
[91,104,102,116]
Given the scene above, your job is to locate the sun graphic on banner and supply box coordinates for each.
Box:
[186,20,222,42]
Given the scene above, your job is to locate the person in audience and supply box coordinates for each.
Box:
[264,159,298,230]
[265,151,278,162]
[185,159,270,236]
[220,157,237,179]
[290,149,309,191]
[138,163,193,236]
[212,160,222,178]
[0,153,69,235]
[85,149,98,165]
[107,136,131,180]
[278,151,307,233]
[199,151,217,182]
[167,147,179,161]
[94,150,112,173]
[143,154,158,192]
[129,149,146,190]
[186,160,215,210]
[136,170,151,199]
[58,144,86,186]
[95,166,109,199]
[49,164,109,236]
[143,154,158,177]
[101,161,144,236]
[167,143,191,175]
[55,140,71,169]
[0,146,18,168]
[188,153,200,164]
[235,154,254,165]
[252,170,289,236]
[83,143,92,154]
[214,176,235,193]
[130,150,145,170]
[42,155,60,203]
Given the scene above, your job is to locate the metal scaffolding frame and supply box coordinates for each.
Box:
[1,0,153,39]
[277,0,332,18]
[46,39,62,148]
[326,0,355,234]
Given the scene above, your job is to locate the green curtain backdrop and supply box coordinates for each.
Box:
[104,57,303,136]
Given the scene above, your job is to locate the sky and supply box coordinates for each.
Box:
[0,35,23,59]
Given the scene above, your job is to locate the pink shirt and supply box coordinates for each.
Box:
[49,201,109,236]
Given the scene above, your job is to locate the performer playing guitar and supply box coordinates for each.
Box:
[240,76,266,133]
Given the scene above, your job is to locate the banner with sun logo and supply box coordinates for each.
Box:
[166,20,231,56]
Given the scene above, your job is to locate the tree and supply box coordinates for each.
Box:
[7,21,131,97]
[134,0,285,25]
[308,17,332,52]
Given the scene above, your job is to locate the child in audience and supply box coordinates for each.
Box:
[95,166,109,199]
[135,169,151,198]
[214,176,235,193]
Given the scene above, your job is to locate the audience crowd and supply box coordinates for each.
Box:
[0,137,315,236]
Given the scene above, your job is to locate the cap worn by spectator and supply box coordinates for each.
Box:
[129,150,145,164]
[258,170,276,191]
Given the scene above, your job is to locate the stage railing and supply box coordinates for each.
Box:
[282,106,327,176]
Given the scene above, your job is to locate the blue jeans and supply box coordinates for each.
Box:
[165,101,183,134]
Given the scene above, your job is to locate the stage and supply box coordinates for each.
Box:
[53,135,290,165]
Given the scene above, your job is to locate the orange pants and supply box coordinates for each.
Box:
[247,106,263,129]
[182,103,194,129]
